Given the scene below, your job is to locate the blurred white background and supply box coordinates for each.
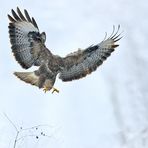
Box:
[0,0,148,147]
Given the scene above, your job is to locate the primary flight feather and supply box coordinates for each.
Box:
[8,7,122,93]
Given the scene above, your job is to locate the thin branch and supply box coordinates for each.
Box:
[3,112,18,132]
[3,113,19,148]
[21,124,52,131]
[3,113,55,148]
[16,134,37,142]
[13,131,19,148]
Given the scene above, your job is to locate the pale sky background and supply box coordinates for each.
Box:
[0,0,148,148]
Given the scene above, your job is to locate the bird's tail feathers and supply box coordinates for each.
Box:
[14,71,39,87]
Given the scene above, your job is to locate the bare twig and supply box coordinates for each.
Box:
[21,124,53,131]
[3,112,18,132]
[16,134,38,142]
[13,132,19,148]
[3,113,56,148]
[3,113,19,148]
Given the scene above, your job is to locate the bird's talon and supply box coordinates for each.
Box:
[43,87,48,93]
[52,87,59,94]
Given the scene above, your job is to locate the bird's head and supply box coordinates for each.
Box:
[41,32,46,43]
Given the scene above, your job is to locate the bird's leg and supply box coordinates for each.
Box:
[43,86,59,94]
[52,87,59,94]
[43,86,48,93]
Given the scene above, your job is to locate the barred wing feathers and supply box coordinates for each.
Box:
[59,26,122,81]
[8,7,43,69]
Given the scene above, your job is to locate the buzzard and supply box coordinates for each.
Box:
[8,7,122,93]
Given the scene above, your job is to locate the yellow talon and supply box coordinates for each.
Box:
[52,87,59,94]
[43,86,59,94]
[43,86,48,93]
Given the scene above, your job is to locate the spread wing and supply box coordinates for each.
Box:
[8,7,46,69]
[59,26,122,81]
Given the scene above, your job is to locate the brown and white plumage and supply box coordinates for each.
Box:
[8,7,122,93]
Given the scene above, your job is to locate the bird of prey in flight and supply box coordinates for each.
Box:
[8,7,122,93]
